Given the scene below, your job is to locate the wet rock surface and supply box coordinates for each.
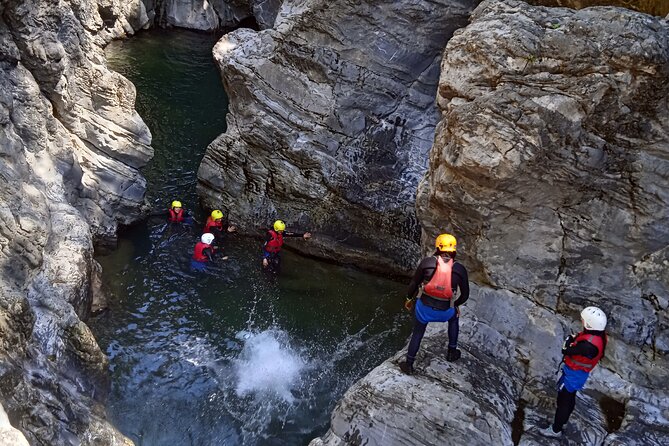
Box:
[0,0,151,444]
[312,0,669,445]
[197,0,479,276]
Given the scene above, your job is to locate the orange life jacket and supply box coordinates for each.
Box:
[423,256,454,300]
[564,332,606,372]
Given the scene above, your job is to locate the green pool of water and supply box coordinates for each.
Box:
[91,29,410,446]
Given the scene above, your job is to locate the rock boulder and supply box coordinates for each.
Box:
[313,0,669,444]
[0,0,152,443]
[198,0,480,275]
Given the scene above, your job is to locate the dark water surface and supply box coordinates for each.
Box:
[92,29,410,446]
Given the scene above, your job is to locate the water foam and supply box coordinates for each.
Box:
[233,329,305,403]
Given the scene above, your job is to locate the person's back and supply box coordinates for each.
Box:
[400,233,469,375]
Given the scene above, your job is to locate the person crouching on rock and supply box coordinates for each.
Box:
[203,210,236,243]
[541,306,608,438]
[191,233,227,271]
[399,233,470,375]
[262,220,311,274]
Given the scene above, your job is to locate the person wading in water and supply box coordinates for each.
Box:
[262,219,311,274]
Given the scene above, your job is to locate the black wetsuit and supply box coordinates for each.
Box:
[405,253,469,366]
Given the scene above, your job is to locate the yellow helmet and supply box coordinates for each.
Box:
[171,200,182,209]
[211,210,223,220]
[435,233,457,252]
[273,220,286,232]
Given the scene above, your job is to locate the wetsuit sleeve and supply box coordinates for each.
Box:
[407,258,434,299]
[203,246,214,262]
[562,340,599,358]
[283,231,306,237]
[453,264,470,307]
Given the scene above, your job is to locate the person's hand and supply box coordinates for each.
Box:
[262,258,269,268]
[456,306,461,317]
[227,225,237,233]
[303,232,312,239]
[563,334,575,350]
[404,298,415,312]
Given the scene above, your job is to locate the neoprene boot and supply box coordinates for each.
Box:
[446,347,461,362]
[399,361,414,375]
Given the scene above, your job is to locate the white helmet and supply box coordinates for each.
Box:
[581,306,607,331]
[201,233,215,245]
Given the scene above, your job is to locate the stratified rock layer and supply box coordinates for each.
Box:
[0,0,151,444]
[198,0,479,275]
[312,1,669,445]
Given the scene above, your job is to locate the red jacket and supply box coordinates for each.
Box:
[193,242,213,262]
[264,229,284,253]
[204,217,223,233]
[169,209,184,222]
[564,332,606,372]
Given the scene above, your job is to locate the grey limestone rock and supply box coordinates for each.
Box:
[413,0,669,443]
[149,0,281,30]
[313,0,669,445]
[0,0,152,444]
[198,0,480,276]
[250,0,282,29]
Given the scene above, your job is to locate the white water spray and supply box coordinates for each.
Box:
[233,329,305,402]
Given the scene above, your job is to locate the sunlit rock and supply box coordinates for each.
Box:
[0,0,152,443]
[313,0,669,444]
[198,0,479,275]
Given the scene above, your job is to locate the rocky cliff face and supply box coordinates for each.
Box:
[0,0,151,444]
[147,0,282,30]
[312,1,669,445]
[197,0,480,275]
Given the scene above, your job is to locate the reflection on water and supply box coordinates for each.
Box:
[93,29,410,445]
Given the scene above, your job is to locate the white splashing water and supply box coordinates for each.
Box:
[233,329,305,403]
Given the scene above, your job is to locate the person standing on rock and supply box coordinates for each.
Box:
[400,233,469,374]
[542,307,608,438]
[262,220,311,274]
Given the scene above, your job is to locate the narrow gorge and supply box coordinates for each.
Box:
[0,0,667,445]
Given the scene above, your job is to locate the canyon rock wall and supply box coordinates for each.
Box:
[312,1,669,445]
[197,0,480,275]
[147,0,282,30]
[0,0,152,444]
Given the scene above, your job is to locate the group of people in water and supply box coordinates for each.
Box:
[163,199,608,438]
[401,232,609,439]
[163,200,311,274]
